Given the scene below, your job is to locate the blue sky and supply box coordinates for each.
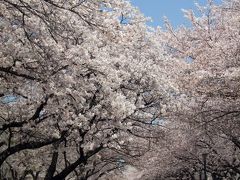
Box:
[130,0,222,28]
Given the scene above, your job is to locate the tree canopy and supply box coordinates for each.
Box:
[0,0,239,179]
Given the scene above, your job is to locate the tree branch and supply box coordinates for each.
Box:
[0,131,66,166]
[52,144,103,180]
[0,67,41,81]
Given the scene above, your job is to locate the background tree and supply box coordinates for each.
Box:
[147,0,240,179]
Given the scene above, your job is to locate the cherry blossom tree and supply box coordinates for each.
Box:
[0,0,179,179]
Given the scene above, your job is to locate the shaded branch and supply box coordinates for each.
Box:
[0,67,41,81]
[0,131,67,166]
[52,144,103,180]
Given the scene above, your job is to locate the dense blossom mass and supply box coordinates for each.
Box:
[0,0,239,179]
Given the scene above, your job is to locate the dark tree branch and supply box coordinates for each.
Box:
[52,144,104,180]
[231,136,240,150]
[0,67,41,81]
[0,131,66,166]
[0,121,26,132]
[0,94,54,133]
[44,147,59,180]
[29,94,53,120]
